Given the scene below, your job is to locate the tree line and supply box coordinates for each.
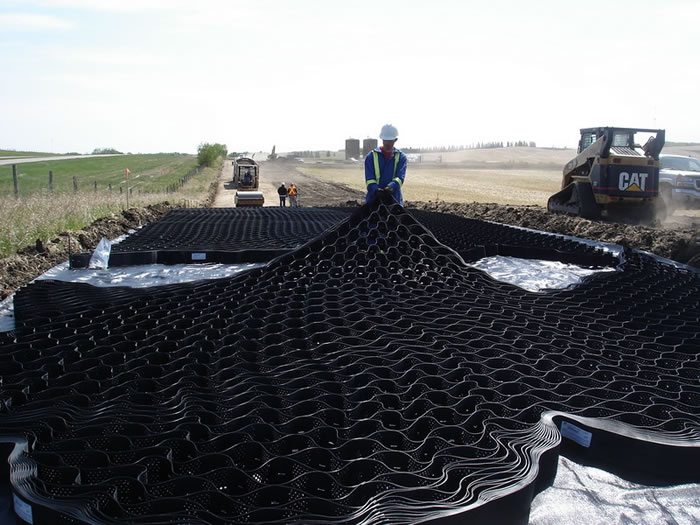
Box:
[197,143,227,167]
[402,141,536,153]
[91,147,123,155]
[287,151,333,158]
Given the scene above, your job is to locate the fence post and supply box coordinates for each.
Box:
[73,176,78,192]
[49,170,53,192]
[12,164,19,198]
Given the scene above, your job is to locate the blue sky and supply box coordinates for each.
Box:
[1,0,699,154]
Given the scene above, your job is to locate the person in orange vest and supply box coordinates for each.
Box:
[287,183,299,207]
[364,124,408,205]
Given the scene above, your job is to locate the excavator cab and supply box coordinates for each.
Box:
[548,127,665,221]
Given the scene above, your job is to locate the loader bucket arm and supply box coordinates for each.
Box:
[643,130,665,159]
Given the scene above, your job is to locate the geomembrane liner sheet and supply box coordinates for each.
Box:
[1,193,699,524]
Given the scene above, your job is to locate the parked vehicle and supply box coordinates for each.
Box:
[659,154,700,208]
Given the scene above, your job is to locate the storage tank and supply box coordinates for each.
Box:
[362,138,378,157]
[345,138,360,160]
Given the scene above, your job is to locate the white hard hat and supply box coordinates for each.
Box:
[379,124,399,140]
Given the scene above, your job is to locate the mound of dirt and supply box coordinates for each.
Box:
[0,204,173,300]
[407,201,700,267]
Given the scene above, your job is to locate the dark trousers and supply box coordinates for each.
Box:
[279,196,286,207]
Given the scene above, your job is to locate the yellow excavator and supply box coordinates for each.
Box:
[233,157,264,207]
[548,127,665,220]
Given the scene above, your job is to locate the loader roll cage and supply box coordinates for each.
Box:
[578,127,665,160]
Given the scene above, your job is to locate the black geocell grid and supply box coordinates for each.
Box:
[69,206,616,269]
[407,209,616,265]
[113,208,355,252]
[1,194,699,525]
[69,208,355,267]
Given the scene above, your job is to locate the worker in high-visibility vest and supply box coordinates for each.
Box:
[287,183,299,207]
[364,124,408,205]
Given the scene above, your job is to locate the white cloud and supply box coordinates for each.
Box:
[31,0,185,11]
[45,47,168,67]
[28,0,247,13]
[0,13,73,30]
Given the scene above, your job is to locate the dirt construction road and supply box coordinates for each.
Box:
[212,160,364,208]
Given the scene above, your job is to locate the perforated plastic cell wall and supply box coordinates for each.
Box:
[113,208,354,253]
[406,210,617,266]
[1,195,699,524]
[71,206,615,269]
[69,207,355,267]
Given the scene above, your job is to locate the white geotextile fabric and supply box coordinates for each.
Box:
[469,256,614,292]
[530,457,700,525]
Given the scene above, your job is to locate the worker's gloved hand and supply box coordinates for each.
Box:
[365,184,378,204]
[375,187,391,201]
[387,181,398,193]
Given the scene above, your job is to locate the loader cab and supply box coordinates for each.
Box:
[611,131,634,148]
[579,129,634,153]
[578,131,599,152]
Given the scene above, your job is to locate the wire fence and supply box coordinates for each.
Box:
[7,164,202,198]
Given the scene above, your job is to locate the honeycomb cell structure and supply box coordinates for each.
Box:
[70,208,354,267]
[1,194,698,524]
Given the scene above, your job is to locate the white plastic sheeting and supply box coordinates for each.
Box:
[469,256,615,292]
[88,237,112,269]
[38,260,263,289]
[530,457,700,524]
[0,298,12,333]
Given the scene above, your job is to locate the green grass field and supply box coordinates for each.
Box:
[0,154,198,196]
[0,156,221,258]
[0,149,61,157]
